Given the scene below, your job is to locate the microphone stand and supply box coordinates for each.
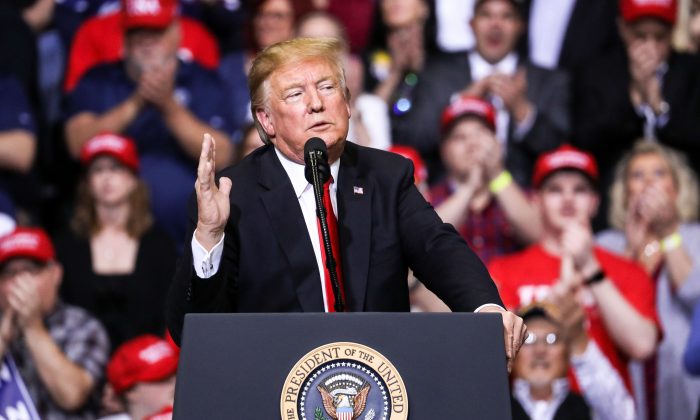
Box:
[307,150,345,312]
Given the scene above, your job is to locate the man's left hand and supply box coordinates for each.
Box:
[487,70,531,123]
[561,223,598,273]
[479,306,527,373]
[137,57,177,110]
[7,274,44,332]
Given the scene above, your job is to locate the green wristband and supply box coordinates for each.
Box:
[489,170,513,194]
[661,232,682,252]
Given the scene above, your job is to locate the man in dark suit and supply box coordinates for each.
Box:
[167,37,527,370]
[392,0,570,186]
[520,0,621,73]
[573,0,700,230]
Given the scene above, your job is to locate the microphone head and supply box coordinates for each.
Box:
[304,137,331,184]
[304,137,327,159]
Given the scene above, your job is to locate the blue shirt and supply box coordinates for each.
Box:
[66,61,236,245]
[65,60,235,165]
[0,75,37,209]
[0,75,35,134]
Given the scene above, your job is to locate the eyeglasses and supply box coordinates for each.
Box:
[523,332,559,346]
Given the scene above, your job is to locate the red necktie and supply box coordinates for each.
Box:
[317,177,346,312]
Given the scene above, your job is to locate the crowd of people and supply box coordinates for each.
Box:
[1,0,700,418]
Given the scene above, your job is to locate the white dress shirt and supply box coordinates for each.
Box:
[467,51,535,145]
[529,0,577,70]
[633,63,670,141]
[191,146,503,313]
[192,147,340,312]
[514,377,570,420]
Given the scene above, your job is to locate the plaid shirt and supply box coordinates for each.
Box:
[429,180,520,264]
[11,301,110,420]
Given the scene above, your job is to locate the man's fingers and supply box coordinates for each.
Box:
[198,134,216,188]
[7,293,25,315]
[560,254,574,287]
[0,309,14,332]
[503,313,528,373]
[198,134,211,173]
[513,316,526,353]
[502,313,515,359]
[219,177,233,197]
[212,135,217,166]
[8,283,26,304]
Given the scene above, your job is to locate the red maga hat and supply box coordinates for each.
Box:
[620,0,677,25]
[80,133,140,172]
[441,96,497,135]
[0,227,55,265]
[122,0,178,30]
[107,335,179,395]
[532,145,598,188]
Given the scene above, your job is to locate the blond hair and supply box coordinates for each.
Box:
[608,141,699,229]
[248,37,349,144]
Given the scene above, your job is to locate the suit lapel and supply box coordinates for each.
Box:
[257,147,325,311]
[337,143,372,312]
[559,0,585,67]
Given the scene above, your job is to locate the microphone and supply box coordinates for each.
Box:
[304,137,330,185]
[303,137,344,312]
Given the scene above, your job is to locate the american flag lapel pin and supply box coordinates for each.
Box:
[353,186,364,195]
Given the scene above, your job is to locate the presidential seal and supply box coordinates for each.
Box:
[280,342,408,420]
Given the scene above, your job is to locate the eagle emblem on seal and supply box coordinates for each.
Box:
[317,373,370,420]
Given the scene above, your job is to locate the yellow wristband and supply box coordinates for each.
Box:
[660,232,682,252]
[489,170,513,194]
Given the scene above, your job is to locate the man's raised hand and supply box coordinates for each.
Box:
[195,133,232,250]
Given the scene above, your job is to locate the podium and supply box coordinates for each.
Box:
[173,313,512,419]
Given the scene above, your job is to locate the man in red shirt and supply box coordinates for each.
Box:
[64,0,220,93]
[488,145,659,390]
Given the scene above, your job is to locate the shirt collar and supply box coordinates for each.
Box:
[469,51,519,81]
[275,146,341,199]
[513,377,570,404]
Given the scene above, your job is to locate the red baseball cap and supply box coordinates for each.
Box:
[532,145,599,188]
[122,0,178,30]
[0,227,55,265]
[107,335,180,394]
[441,96,496,135]
[620,0,677,25]
[80,133,140,172]
[389,145,428,185]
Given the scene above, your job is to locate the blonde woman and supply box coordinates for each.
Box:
[597,140,700,420]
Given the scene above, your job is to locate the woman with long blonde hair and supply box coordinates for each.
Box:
[597,140,700,420]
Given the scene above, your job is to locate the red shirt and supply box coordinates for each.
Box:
[64,13,220,92]
[488,244,659,390]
